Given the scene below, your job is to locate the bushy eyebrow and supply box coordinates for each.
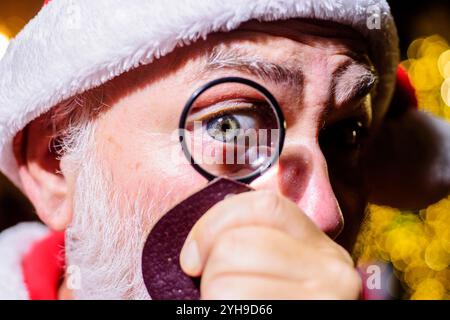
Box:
[203,45,304,88]
[331,61,378,107]
[200,45,377,111]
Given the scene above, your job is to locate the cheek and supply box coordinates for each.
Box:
[98,123,208,221]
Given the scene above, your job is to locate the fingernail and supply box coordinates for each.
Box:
[180,239,201,275]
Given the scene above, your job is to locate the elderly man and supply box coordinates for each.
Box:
[0,0,449,300]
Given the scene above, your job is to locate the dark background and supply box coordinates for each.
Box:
[0,0,449,231]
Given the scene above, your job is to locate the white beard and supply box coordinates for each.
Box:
[64,126,159,299]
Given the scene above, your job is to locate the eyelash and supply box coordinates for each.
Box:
[186,98,273,128]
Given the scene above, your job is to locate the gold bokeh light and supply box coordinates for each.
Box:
[0,33,9,60]
[355,35,450,300]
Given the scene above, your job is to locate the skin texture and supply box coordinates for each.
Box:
[15,19,448,299]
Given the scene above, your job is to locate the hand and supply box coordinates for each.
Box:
[179,190,361,299]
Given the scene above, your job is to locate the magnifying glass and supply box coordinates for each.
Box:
[179,76,285,184]
[142,77,286,300]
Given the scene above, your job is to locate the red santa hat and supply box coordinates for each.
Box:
[0,0,401,189]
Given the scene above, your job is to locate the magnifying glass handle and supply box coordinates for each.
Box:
[142,177,253,300]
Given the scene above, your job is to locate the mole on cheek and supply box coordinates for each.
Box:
[106,135,123,152]
[134,162,142,171]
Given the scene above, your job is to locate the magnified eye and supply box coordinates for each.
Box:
[206,114,241,142]
[180,78,285,182]
[188,100,277,142]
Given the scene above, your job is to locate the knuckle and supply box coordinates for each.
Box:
[320,242,355,267]
[341,250,356,267]
[332,259,353,278]
[310,258,361,299]
[327,260,362,298]
[333,244,355,266]
[252,190,283,216]
[343,267,363,298]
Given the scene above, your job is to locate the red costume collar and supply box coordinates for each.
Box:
[21,231,65,300]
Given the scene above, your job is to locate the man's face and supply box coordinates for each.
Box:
[63,19,378,298]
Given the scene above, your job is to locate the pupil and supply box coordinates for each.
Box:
[206,115,240,142]
[221,122,231,131]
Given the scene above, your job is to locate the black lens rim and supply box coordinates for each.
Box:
[178,77,286,184]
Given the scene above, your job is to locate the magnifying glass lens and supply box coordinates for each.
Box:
[181,79,284,182]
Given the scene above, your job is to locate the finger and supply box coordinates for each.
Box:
[200,227,360,300]
[180,190,331,276]
[201,273,308,300]
[202,272,361,300]
[201,273,353,300]
[201,226,334,284]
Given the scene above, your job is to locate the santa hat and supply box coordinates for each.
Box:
[0,0,401,189]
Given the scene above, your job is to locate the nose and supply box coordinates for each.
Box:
[251,143,344,239]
